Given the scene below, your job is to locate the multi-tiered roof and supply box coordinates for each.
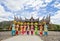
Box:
[14,15,50,24]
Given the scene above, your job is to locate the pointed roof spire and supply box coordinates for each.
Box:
[31,14,34,19]
[25,17,27,20]
[19,16,22,21]
[38,17,39,21]
[30,14,34,22]
[14,14,16,21]
[14,13,17,21]
[48,14,50,22]
[42,16,45,21]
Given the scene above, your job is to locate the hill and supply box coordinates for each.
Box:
[0,21,12,31]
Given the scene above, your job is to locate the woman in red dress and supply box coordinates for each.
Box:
[16,24,19,35]
[31,25,34,35]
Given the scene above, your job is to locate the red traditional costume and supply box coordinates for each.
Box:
[16,24,19,35]
[31,25,34,35]
[39,25,43,36]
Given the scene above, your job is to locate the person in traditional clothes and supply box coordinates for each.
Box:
[24,25,27,34]
[31,25,34,35]
[35,25,38,35]
[11,24,15,36]
[15,24,19,35]
[39,24,43,36]
[22,26,24,35]
[44,23,48,36]
[20,25,22,34]
[20,25,24,35]
[27,25,30,35]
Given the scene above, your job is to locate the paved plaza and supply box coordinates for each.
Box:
[1,35,43,41]
[0,31,60,41]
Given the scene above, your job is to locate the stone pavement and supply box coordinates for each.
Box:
[1,35,43,41]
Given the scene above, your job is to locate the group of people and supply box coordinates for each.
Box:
[11,23,48,36]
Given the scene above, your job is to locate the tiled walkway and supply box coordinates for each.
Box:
[1,35,43,41]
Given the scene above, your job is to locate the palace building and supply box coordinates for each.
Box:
[13,15,50,25]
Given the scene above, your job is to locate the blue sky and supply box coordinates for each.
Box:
[0,0,60,24]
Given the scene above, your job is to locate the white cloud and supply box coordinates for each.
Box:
[51,10,60,24]
[31,12,38,19]
[52,1,60,9]
[0,5,14,22]
[51,11,60,19]
[20,11,38,19]
[45,0,52,3]
[0,5,8,17]
[2,0,51,11]
[26,0,52,10]
[25,0,35,5]
[2,0,28,11]
[26,0,47,10]
[54,3,60,9]
[31,0,43,7]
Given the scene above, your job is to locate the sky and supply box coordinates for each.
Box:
[0,0,60,24]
